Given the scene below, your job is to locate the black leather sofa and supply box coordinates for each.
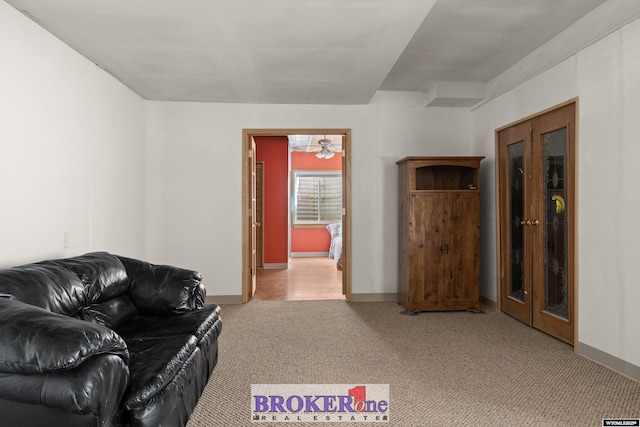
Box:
[0,252,222,427]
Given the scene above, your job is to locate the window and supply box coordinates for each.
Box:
[292,171,342,225]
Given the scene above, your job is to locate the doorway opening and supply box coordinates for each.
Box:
[254,257,344,301]
[242,129,352,303]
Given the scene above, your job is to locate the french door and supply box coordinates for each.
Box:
[498,101,576,344]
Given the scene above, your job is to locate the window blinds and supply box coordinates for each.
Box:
[294,173,342,224]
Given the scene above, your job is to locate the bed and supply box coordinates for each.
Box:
[326,223,343,271]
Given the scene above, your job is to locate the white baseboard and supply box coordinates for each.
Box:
[208,294,398,304]
[480,296,497,311]
[263,263,289,269]
[350,293,398,302]
[290,252,330,257]
[206,295,243,304]
[579,342,640,382]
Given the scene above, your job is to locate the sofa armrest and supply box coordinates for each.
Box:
[0,354,129,420]
[117,255,205,315]
[0,298,129,374]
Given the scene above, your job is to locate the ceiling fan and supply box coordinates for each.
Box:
[314,137,340,159]
[287,134,342,159]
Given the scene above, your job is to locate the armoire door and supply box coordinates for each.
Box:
[498,102,576,344]
[444,192,480,309]
[409,193,445,310]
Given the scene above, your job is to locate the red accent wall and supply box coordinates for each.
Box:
[255,136,289,264]
[290,151,342,253]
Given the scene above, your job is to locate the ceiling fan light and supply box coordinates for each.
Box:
[324,150,335,159]
[316,151,325,159]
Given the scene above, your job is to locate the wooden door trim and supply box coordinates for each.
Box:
[242,129,352,303]
[242,135,254,303]
[495,98,578,350]
[256,162,264,269]
[495,98,578,133]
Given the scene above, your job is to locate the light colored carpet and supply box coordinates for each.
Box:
[187,300,640,426]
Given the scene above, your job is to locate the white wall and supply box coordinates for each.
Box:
[144,91,473,297]
[0,0,475,298]
[576,17,640,368]
[472,12,640,369]
[0,2,147,266]
[6,0,637,374]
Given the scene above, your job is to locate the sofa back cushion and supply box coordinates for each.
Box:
[0,263,86,316]
[52,252,130,304]
[77,295,139,330]
[117,256,205,315]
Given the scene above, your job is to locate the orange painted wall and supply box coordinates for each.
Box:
[290,151,342,253]
[255,136,289,264]
[292,150,342,170]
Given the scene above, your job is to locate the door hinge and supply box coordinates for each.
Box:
[342,149,346,157]
[248,150,253,158]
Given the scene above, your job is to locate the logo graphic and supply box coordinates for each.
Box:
[251,384,389,423]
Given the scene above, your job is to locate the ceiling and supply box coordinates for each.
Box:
[6,0,610,106]
[289,135,342,153]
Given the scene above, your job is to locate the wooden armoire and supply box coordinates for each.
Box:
[397,156,483,313]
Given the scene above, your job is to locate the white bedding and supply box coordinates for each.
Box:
[326,223,343,268]
[329,235,342,262]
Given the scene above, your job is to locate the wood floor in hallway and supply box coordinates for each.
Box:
[254,257,344,301]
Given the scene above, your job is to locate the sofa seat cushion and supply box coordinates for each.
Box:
[125,346,209,427]
[117,305,221,410]
[116,304,221,343]
[121,333,199,410]
[122,311,221,427]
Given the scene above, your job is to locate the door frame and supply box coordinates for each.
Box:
[494,98,579,350]
[255,161,264,269]
[242,128,352,303]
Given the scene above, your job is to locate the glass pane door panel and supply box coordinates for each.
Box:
[508,142,525,302]
[542,128,569,319]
